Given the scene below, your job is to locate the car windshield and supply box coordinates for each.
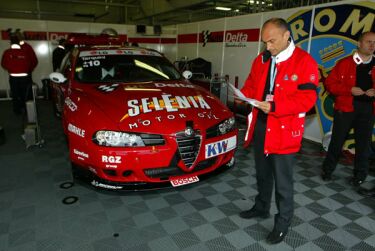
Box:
[75,49,182,83]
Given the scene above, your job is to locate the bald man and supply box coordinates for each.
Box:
[238,18,318,244]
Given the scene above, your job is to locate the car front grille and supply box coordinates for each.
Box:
[175,130,201,168]
[143,157,217,179]
[140,133,165,146]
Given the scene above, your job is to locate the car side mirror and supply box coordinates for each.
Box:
[49,72,67,84]
[182,70,193,80]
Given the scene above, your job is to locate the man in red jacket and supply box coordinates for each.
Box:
[1,35,34,114]
[238,18,318,244]
[321,31,375,186]
[15,30,38,90]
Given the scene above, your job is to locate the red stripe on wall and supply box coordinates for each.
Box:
[178,28,260,44]
[178,34,198,43]
[128,37,160,43]
[161,38,176,44]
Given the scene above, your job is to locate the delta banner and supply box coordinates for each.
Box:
[288,1,375,151]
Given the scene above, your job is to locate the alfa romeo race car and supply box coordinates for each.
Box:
[50,37,237,190]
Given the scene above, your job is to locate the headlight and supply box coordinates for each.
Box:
[94,131,145,147]
[218,117,236,135]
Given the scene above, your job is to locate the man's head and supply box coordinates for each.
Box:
[261,18,291,56]
[10,35,19,46]
[357,31,375,57]
[58,38,66,46]
[14,29,25,42]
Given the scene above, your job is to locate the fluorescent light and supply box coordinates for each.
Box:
[215,6,231,11]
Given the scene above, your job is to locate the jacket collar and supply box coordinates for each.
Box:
[274,40,295,64]
[353,51,374,65]
[11,44,21,49]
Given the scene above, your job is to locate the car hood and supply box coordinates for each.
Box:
[76,80,231,134]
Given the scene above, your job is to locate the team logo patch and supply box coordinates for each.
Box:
[310,74,316,82]
[283,74,289,80]
[291,74,298,81]
[97,83,119,93]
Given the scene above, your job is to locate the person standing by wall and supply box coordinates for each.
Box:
[238,18,318,244]
[321,31,375,186]
[1,35,34,115]
[15,30,38,77]
[52,38,66,71]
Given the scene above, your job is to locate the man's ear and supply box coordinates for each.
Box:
[284,30,291,41]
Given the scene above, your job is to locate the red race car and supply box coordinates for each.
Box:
[50,35,238,190]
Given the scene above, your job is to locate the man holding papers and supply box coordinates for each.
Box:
[237,18,318,244]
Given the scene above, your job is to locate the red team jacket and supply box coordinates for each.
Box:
[241,42,319,154]
[324,54,375,113]
[1,45,35,74]
[20,41,38,71]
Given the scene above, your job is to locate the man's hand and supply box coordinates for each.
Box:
[351,87,365,96]
[257,101,271,114]
[365,88,375,97]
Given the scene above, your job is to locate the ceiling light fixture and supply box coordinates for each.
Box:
[215,6,232,11]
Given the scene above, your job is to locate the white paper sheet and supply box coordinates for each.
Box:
[228,83,259,107]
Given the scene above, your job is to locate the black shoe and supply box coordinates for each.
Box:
[349,177,364,187]
[266,229,287,244]
[239,208,270,219]
[321,171,332,181]
[358,188,375,198]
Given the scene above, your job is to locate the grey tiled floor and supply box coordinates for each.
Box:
[0,99,374,251]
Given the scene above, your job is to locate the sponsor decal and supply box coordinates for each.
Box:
[91,180,123,190]
[82,56,106,61]
[170,176,199,187]
[73,149,89,159]
[102,155,122,164]
[105,164,118,169]
[97,83,119,93]
[128,112,220,129]
[80,50,161,57]
[205,135,237,159]
[154,83,194,88]
[225,31,247,48]
[65,97,77,112]
[202,30,212,47]
[126,95,211,117]
[68,123,85,137]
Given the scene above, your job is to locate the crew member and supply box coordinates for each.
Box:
[52,38,66,71]
[1,35,34,114]
[321,31,375,186]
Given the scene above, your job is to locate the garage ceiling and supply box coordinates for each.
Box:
[0,0,340,25]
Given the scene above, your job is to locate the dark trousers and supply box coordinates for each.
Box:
[252,117,295,232]
[9,75,32,114]
[323,101,374,180]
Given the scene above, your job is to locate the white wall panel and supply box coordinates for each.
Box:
[223,13,263,89]
[176,23,199,61]
[197,19,225,76]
